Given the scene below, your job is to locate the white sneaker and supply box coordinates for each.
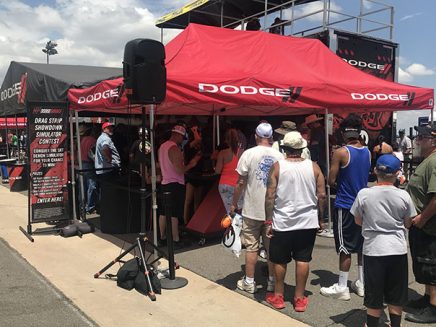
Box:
[351,279,364,297]
[320,283,351,300]
[267,279,275,292]
[237,278,257,294]
[259,248,267,259]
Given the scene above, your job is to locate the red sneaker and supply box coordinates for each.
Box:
[266,294,285,309]
[293,296,308,312]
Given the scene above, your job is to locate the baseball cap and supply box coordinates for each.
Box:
[376,154,401,174]
[102,122,114,130]
[274,121,297,135]
[255,122,273,138]
[414,124,436,137]
[280,131,307,150]
[171,125,187,137]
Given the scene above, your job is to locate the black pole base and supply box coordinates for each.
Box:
[160,277,188,290]
[19,226,34,242]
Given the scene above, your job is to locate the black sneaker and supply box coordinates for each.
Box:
[406,294,430,309]
[157,239,167,247]
[405,305,436,324]
[86,208,96,215]
[173,240,192,250]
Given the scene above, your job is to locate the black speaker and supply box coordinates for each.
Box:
[123,39,166,104]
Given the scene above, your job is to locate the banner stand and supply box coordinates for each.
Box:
[20,101,71,242]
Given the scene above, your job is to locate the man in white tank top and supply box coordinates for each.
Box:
[264,131,326,312]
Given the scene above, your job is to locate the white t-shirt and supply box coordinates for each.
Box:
[236,145,283,221]
[273,159,319,231]
[398,136,412,154]
[350,185,417,256]
[393,151,404,177]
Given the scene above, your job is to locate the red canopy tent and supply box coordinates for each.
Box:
[68,23,434,115]
[67,23,434,238]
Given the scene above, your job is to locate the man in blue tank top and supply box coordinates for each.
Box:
[320,114,371,300]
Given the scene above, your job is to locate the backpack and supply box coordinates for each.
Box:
[116,257,161,294]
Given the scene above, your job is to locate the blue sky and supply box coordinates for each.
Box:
[2,0,435,129]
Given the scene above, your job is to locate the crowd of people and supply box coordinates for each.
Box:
[76,114,436,326]
[0,130,27,158]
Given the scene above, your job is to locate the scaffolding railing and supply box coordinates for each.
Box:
[226,0,394,41]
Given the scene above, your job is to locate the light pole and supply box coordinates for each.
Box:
[42,40,58,64]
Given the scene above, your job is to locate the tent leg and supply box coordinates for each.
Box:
[74,111,86,221]
[319,109,333,238]
[5,121,10,159]
[69,111,77,220]
[216,115,220,146]
[149,104,158,257]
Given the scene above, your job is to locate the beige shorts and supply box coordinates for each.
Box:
[241,217,270,252]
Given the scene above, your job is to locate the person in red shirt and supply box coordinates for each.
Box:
[79,124,97,214]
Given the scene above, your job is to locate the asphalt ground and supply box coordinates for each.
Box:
[174,234,431,327]
[0,238,97,327]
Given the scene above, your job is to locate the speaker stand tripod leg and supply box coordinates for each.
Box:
[137,237,156,301]
[93,242,137,278]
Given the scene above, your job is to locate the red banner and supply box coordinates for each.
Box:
[0,117,26,129]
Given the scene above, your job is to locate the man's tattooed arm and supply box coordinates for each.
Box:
[265,162,279,221]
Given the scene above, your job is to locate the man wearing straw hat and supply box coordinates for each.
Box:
[265,131,326,312]
[273,120,311,160]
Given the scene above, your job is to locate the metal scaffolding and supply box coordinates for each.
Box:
[156,0,394,41]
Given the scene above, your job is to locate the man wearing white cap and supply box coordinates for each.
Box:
[231,122,283,294]
[265,131,326,312]
[158,125,201,247]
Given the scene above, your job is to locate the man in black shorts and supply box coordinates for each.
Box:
[405,124,436,324]
[321,114,371,300]
[157,125,201,247]
[265,131,326,312]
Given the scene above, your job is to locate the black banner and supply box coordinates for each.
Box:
[28,101,69,223]
[335,31,397,146]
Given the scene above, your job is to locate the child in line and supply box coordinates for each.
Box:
[351,154,417,327]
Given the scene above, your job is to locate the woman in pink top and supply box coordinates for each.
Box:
[215,128,243,212]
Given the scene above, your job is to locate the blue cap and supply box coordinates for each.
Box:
[376,154,401,173]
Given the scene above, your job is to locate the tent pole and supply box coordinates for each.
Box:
[322,108,333,238]
[15,115,20,161]
[69,111,77,220]
[220,1,224,27]
[264,0,268,30]
[5,120,10,159]
[431,109,434,127]
[149,104,158,256]
[212,114,216,150]
[74,111,86,221]
[216,115,220,146]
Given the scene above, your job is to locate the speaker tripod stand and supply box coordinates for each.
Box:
[93,234,169,301]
